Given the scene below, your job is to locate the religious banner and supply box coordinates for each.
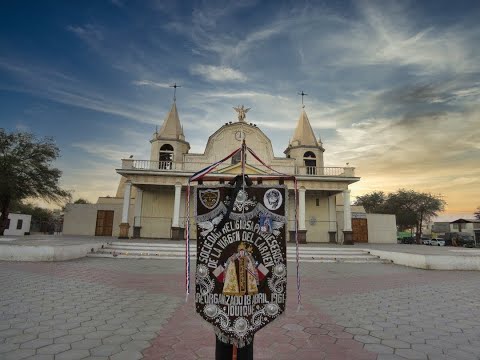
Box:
[195,184,287,347]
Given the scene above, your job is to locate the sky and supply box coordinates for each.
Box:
[1,0,479,221]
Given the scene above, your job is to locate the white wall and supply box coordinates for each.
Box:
[63,203,132,237]
[366,214,397,243]
[4,213,32,236]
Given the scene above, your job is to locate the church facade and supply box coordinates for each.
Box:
[64,100,366,244]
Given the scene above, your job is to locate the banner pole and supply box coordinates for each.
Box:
[232,345,238,360]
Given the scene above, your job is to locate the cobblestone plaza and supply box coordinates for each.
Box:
[1,258,480,359]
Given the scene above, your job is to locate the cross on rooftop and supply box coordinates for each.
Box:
[170,83,181,102]
[298,91,308,107]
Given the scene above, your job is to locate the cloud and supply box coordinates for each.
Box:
[328,103,480,212]
[190,64,247,82]
[59,159,122,202]
[133,80,172,88]
[72,142,147,162]
[0,58,167,125]
[110,0,124,7]
[3,1,480,217]
[321,1,480,75]
[67,24,104,47]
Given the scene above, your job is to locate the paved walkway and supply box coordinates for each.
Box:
[1,258,480,359]
[0,235,109,246]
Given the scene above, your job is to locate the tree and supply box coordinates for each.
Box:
[475,207,480,220]
[354,189,446,243]
[385,189,446,243]
[73,198,90,204]
[353,191,386,213]
[10,201,53,222]
[0,129,70,235]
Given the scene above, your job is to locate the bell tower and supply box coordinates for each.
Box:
[150,86,190,169]
[284,107,324,175]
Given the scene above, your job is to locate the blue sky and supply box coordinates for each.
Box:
[1,0,479,219]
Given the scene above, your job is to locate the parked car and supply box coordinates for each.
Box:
[422,238,432,245]
[401,237,415,244]
[431,238,445,246]
[443,232,475,247]
[455,234,475,247]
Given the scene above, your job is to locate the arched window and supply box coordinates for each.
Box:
[159,144,174,169]
[304,151,316,175]
[160,144,174,151]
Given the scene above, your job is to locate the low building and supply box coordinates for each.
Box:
[431,222,450,235]
[450,219,480,234]
[3,213,32,236]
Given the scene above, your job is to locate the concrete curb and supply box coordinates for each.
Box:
[365,249,480,270]
[0,242,107,261]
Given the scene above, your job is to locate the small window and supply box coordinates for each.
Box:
[16,219,23,230]
[316,198,320,207]
[304,151,316,158]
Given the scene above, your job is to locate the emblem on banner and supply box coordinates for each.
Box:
[199,189,220,209]
[264,188,283,210]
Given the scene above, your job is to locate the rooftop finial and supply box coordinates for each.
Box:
[298,90,308,108]
[170,82,181,102]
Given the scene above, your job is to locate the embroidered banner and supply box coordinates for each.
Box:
[195,185,287,348]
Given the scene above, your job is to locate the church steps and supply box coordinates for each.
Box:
[91,249,375,258]
[106,242,367,253]
[96,246,369,256]
[87,243,389,263]
[87,253,388,263]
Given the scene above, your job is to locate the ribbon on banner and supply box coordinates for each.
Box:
[190,148,242,182]
[185,181,191,300]
[185,146,242,298]
[247,146,301,309]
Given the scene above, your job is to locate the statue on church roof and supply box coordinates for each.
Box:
[233,105,251,122]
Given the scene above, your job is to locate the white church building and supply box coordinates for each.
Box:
[64,99,396,244]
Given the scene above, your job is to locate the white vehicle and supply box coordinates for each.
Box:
[431,238,445,246]
[422,239,432,245]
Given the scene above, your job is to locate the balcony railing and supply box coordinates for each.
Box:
[121,159,355,177]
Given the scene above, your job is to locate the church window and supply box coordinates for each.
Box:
[304,151,316,175]
[316,198,320,207]
[159,144,174,169]
[160,144,174,151]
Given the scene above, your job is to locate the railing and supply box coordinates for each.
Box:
[296,166,355,177]
[121,159,355,177]
[122,159,180,170]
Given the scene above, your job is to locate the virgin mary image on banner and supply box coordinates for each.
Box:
[222,242,259,296]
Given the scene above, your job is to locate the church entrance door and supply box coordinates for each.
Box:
[95,210,114,236]
[352,218,368,243]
